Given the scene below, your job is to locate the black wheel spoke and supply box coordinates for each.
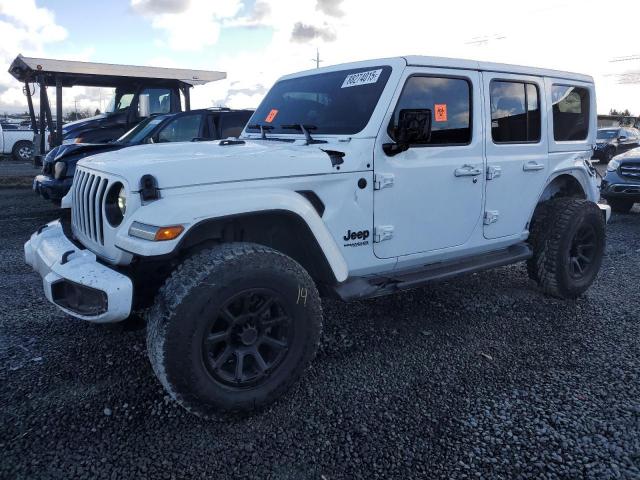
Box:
[262,315,288,329]
[571,257,583,274]
[252,348,269,372]
[255,297,274,318]
[207,331,228,345]
[234,351,246,382]
[578,253,591,265]
[220,307,236,323]
[262,335,287,349]
[212,345,233,369]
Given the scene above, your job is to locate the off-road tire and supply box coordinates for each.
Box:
[532,198,605,299]
[608,198,634,214]
[12,140,34,161]
[146,242,322,418]
[526,201,552,283]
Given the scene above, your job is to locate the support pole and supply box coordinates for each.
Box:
[38,76,46,156]
[25,81,38,134]
[184,86,190,111]
[42,83,54,150]
[55,76,63,147]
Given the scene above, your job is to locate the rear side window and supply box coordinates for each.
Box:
[490,81,541,143]
[389,76,471,145]
[218,112,251,139]
[157,114,202,143]
[552,85,590,141]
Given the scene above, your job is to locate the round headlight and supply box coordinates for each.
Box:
[105,182,126,227]
[53,161,67,179]
[117,186,127,215]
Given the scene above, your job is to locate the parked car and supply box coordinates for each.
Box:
[33,108,253,202]
[61,86,184,145]
[600,146,640,212]
[0,122,35,161]
[25,56,609,417]
[592,127,640,163]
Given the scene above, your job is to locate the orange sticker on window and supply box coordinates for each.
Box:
[434,104,447,122]
[265,109,278,123]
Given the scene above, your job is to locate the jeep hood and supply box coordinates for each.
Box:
[77,139,359,190]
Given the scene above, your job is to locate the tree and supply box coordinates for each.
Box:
[94,109,101,116]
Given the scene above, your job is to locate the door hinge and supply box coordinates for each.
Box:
[374,225,394,243]
[373,173,394,190]
[486,165,502,180]
[483,211,499,225]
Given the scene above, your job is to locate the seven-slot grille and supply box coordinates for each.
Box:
[620,163,640,180]
[71,169,109,245]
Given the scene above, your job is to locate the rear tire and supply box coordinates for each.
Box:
[530,198,605,299]
[12,140,34,161]
[146,242,322,417]
[608,198,634,214]
[526,201,552,283]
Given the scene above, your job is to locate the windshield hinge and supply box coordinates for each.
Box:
[374,225,394,243]
[484,211,500,225]
[374,173,395,190]
[486,165,502,180]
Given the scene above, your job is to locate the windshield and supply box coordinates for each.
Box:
[105,89,135,114]
[245,66,392,135]
[115,115,168,143]
[597,129,619,140]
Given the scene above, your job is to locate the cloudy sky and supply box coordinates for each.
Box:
[0,0,639,116]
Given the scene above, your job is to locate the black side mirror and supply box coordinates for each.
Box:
[618,135,627,141]
[384,108,432,156]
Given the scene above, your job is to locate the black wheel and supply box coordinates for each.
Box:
[531,198,605,299]
[146,242,322,417]
[12,141,34,161]
[608,198,634,214]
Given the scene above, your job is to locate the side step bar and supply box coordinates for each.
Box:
[333,243,532,301]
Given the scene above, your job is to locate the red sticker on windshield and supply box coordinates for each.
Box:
[434,104,447,122]
[265,109,278,123]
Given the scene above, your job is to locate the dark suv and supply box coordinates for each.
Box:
[592,127,640,163]
[600,146,640,213]
[34,108,253,203]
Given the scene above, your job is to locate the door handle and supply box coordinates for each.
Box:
[454,164,482,177]
[523,161,544,172]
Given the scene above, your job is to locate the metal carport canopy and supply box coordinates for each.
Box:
[8,54,226,87]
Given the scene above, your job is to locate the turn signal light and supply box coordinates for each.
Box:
[154,225,184,241]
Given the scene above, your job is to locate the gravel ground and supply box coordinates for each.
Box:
[1,187,639,480]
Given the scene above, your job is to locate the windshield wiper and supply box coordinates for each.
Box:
[247,123,274,139]
[281,124,326,145]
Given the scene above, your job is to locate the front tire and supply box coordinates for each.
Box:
[12,140,34,161]
[530,198,605,299]
[146,242,322,417]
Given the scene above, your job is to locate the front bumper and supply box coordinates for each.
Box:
[33,174,73,201]
[24,220,133,323]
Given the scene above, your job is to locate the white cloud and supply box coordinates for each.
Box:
[1,0,639,116]
[132,0,242,52]
[0,0,73,113]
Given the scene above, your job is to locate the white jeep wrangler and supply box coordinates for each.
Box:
[25,56,610,417]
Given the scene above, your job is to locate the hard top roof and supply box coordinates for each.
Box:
[8,54,226,88]
[280,55,593,83]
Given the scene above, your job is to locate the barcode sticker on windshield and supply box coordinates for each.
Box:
[341,69,383,88]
